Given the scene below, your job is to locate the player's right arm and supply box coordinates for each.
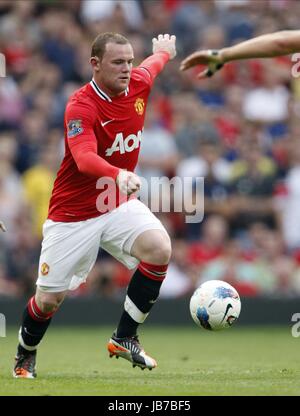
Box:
[180,30,300,78]
[66,102,120,180]
[66,102,140,196]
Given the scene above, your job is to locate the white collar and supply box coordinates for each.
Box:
[90,78,129,102]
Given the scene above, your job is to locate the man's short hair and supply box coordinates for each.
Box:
[91,32,130,60]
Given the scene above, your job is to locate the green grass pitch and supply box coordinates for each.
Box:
[1,326,300,396]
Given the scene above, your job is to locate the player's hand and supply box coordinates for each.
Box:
[0,221,6,232]
[116,170,141,196]
[152,34,176,60]
[180,49,224,78]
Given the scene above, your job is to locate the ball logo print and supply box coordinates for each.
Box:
[190,280,241,331]
[213,286,239,300]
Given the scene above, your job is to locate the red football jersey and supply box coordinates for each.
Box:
[48,55,168,222]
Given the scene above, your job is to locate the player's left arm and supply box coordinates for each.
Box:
[0,221,6,232]
[138,34,176,83]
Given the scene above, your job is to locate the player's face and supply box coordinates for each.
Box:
[98,42,134,96]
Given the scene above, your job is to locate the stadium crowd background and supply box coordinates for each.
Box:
[1,0,300,299]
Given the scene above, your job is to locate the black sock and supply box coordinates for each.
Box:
[17,296,53,354]
[17,345,37,356]
[116,262,168,338]
[116,311,138,338]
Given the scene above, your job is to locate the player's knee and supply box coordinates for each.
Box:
[148,235,172,265]
[38,300,59,314]
[132,230,172,265]
[35,291,65,314]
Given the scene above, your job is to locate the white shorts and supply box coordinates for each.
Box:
[36,199,167,292]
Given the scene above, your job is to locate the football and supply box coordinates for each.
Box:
[190,280,241,330]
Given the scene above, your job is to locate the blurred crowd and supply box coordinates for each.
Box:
[1,0,300,299]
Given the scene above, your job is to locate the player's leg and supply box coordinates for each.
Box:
[13,218,101,378]
[100,199,171,369]
[13,288,67,379]
[108,229,171,370]
[115,229,170,337]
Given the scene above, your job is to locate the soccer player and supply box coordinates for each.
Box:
[13,32,176,378]
[180,30,300,77]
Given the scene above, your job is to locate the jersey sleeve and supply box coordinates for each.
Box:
[65,101,120,180]
[136,51,170,86]
[65,100,96,144]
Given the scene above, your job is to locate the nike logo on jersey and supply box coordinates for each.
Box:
[101,119,115,127]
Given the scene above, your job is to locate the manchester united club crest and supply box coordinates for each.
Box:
[41,263,50,276]
[134,98,145,115]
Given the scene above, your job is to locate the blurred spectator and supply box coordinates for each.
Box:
[177,139,231,191]
[143,0,172,45]
[81,0,143,31]
[0,77,24,129]
[22,144,60,238]
[197,239,274,297]
[198,225,300,297]
[76,255,130,299]
[0,1,40,77]
[188,215,228,266]
[0,262,22,297]
[177,139,231,227]
[274,141,300,251]
[258,229,299,295]
[214,85,244,152]
[160,239,193,298]
[172,0,222,54]
[242,63,290,124]
[0,133,25,242]
[172,93,218,158]
[5,215,40,297]
[15,110,48,173]
[227,139,278,232]
[40,9,81,82]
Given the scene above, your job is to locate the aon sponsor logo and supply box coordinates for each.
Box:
[106,130,142,156]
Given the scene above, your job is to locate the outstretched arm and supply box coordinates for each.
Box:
[180,30,300,78]
[221,30,300,62]
[139,34,176,82]
[0,221,6,232]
